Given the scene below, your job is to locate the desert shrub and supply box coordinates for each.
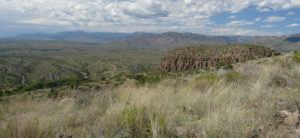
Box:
[196,74,220,83]
[225,70,248,83]
[105,106,169,138]
[4,90,11,96]
[131,73,166,86]
[224,63,233,70]
[293,52,300,62]
[270,75,287,88]
[101,76,106,81]
[47,88,59,99]
[249,55,255,60]
[133,75,147,86]
[75,91,93,107]
[217,62,233,70]
[106,106,152,137]
[146,74,162,85]
[195,74,220,90]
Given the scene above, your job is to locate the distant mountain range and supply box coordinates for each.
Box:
[11,31,255,44]
[284,34,300,42]
[8,31,300,52]
[12,31,142,43]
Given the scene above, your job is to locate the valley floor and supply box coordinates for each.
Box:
[1,54,300,137]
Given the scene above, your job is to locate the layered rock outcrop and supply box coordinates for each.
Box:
[158,45,281,72]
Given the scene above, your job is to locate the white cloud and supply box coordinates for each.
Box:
[287,11,295,16]
[19,18,72,26]
[264,16,286,22]
[256,0,300,10]
[229,15,236,19]
[226,20,254,26]
[0,0,300,35]
[261,24,274,28]
[257,8,271,12]
[254,18,261,22]
[286,24,299,28]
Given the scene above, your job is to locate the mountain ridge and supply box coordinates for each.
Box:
[158,45,281,72]
[11,31,142,43]
[6,31,300,52]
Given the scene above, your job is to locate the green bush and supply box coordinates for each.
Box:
[217,62,233,70]
[293,52,300,62]
[75,92,92,107]
[131,73,166,86]
[134,75,146,86]
[0,90,3,97]
[107,106,152,137]
[47,88,59,99]
[106,106,169,138]
[270,75,287,88]
[249,55,255,60]
[4,90,11,96]
[196,74,220,83]
[101,76,106,81]
[195,74,220,90]
[225,71,248,83]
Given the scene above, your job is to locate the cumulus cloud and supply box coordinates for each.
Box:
[257,8,271,12]
[261,24,274,28]
[0,0,300,35]
[254,18,261,22]
[256,0,300,10]
[264,16,286,22]
[226,20,254,26]
[287,11,295,16]
[229,15,236,19]
[286,24,299,28]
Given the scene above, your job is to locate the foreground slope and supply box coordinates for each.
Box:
[1,53,300,137]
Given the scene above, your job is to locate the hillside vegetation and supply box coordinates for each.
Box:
[2,32,300,90]
[1,53,300,137]
[0,40,162,90]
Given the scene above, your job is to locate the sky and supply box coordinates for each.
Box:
[0,0,300,37]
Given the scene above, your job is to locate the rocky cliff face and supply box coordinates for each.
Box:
[158,45,281,72]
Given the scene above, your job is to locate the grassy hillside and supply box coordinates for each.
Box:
[1,53,300,137]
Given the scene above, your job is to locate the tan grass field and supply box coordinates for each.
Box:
[1,53,300,137]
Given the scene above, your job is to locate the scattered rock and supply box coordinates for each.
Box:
[279,110,299,128]
[250,98,261,105]
[292,128,300,138]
